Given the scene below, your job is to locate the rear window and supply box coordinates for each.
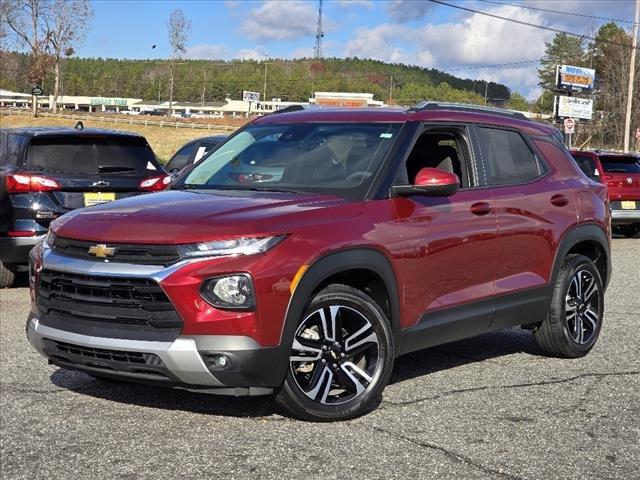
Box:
[599,155,640,174]
[25,135,158,175]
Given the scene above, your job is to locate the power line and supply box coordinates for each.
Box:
[440,59,539,72]
[477,0,637,25]
[428,0,640,50]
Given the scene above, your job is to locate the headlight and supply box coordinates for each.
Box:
[177,235,285,259]
[201,274,255,310]
[45,229,55,247]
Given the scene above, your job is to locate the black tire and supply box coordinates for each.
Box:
[534,254,604,358]
[617,224,640,238]
[0,261,16,289]
[276,284,394,421]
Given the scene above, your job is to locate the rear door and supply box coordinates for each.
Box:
[23,134,162,210]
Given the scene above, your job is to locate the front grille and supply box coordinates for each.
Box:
[42,339,171,380]
[52,236,181,266]
[37,269,182,341]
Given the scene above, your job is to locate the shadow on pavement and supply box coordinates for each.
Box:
[48,327,541,417]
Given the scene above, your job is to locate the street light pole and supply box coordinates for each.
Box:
[623,0,639,152]
[263,62,268,101]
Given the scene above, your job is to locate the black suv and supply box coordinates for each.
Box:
[0,126,167,287]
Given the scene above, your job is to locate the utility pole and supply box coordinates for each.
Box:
[314,0,324,59]
[202,69,206,107]
[623,0,639,152]
[389,75,394,104]
[484,81,488,106]
[263,62,268,101]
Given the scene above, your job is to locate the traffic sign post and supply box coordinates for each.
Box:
[564,118,575,148]
[242,90,260,117]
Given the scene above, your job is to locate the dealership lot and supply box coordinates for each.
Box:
[0,238,638,480]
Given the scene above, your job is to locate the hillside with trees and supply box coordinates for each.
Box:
[0,52,513,106]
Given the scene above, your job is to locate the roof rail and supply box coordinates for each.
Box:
[408,101,529,121]
[268,105,307,116]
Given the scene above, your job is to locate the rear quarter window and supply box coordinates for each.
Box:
[0,132,28,167]
[571,153,600,180]
[25,135,158,175]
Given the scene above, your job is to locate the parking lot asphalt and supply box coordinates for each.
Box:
[1,238,639,480]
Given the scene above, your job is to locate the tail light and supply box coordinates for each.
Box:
[139,175,171,192]
[6,174,60,193]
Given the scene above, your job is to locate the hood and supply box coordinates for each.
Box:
[52,190,363,244]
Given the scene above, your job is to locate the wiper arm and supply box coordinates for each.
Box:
[97,165,137,174]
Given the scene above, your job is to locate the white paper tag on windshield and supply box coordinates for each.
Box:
[147,161,157,170]
[380,133,393,139]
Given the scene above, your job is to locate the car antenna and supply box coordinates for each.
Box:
[74,121,84,131]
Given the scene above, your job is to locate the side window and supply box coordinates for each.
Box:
[166,143,198,172]
[1,134,27,167]
[404,129,472,188]
[477,127,545,186]
[571,153,600,180]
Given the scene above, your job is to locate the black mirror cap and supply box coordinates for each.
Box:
[391,182,459,198]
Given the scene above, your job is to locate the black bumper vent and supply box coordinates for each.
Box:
[52,237,181,266]
[37,269,182,341]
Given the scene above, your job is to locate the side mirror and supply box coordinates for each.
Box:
[392,167,460,197]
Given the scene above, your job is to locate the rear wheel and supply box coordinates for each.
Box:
[534,254,604,358]
[276,284,394,421]
[617,224,640,238]
[0,261,16,288]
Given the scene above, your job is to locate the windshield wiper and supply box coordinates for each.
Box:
[97,165,137,174]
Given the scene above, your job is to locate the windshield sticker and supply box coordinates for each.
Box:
[380,133,393,139]
[147,161,157,170]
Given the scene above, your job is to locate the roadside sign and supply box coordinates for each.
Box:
[242,90,260,103]
[556,65,595,92]
[31,86,43,96]
[556,96,593,120]
[564,118,575,134]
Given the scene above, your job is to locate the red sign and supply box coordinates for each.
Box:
[564,118,575,134]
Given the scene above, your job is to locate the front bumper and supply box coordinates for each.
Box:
[26,314,282,395]
[611,209,640,224]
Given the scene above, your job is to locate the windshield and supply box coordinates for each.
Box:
[25,135,158,175]
[177,122,402,199]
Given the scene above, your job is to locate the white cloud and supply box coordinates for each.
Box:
[345,24,413,64]
[241,0,318,41]
[336,0,373,8]
[387,0,434,23]
[184,44,228,60]
[235,46,269,61]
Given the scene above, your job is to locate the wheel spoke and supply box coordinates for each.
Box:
[339,361,372,395]
[344,321,378,353]
[305,365,333,403]
[583,280,597,303]
[575,272,583,298]
[290,338,322,362]
[319,306,340,342]
[583,308,599,330]
[574,315,584,344]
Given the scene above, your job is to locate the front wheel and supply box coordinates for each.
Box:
[534,254,604,358]
[276,284,394,421]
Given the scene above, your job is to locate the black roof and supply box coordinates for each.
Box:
[1,126,144,138]
[182,134,227,145]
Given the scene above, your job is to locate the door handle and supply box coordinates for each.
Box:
[470,202,493,216]
[550,194,569,207]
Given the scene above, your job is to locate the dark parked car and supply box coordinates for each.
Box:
[27,103,610,421]
[165,135,227,174]
[571,149,640,237]
[0,126,168,287]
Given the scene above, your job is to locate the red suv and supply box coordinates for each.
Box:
[570,149,640,238]
[27,103,611,421]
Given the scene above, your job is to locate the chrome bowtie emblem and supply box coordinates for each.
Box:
[627,177,633,185]
[88,244,116,258]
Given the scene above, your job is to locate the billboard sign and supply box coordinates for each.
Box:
[556,96,593,120]
[557,65,596,91]
[242,90,260,103]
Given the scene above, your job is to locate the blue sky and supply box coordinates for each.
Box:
[76,0,639,100]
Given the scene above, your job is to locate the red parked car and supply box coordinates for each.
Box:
[27,103,611,421]
[571,149,640,238]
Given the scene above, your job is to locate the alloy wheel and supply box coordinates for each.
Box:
[289,305,380,405]
[565,269,600,345]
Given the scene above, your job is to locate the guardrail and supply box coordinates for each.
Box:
[0,108,239,132]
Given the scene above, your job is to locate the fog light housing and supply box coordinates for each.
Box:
[201,274,255,310]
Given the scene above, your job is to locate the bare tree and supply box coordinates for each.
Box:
[3,0,53,116]
[166,9,191,117]
[46,0,92,112]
